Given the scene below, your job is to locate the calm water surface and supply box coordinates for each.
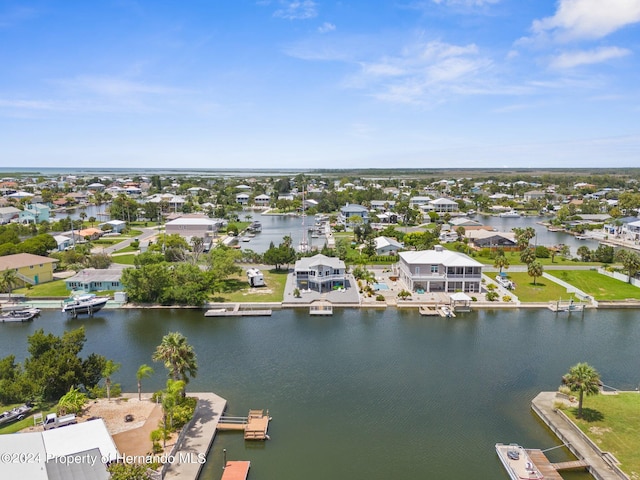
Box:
[2,308,637,479]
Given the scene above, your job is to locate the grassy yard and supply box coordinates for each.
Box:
[211,268,289,303]
[14,279,70,297]
[111,254,137,265]
[456,246,594,267]
[547,270,640,301]
[0,403,56,434]
[564,393,640,477]
[501,272,577,303]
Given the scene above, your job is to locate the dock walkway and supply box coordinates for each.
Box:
[218,409,271,440]
[531,392,628,480]
[163,392,227,480]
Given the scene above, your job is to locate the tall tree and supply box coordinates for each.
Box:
[152,332,197,396]
[1,268,19,299]
[615,250,640,283]
[102,359,121,401]
[562,362,601,419]
[520,247,536,266]
[136,364,155,401]
[527,261,544,285]
[493,254,509,274]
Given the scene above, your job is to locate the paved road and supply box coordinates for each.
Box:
[93,227,159,255]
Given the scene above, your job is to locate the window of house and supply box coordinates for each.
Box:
[430,265,438,273]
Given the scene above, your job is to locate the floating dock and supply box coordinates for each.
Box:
[217,409,271,440]
[418,305,439,316]
[205,304,272,317]
[221,461,251,480]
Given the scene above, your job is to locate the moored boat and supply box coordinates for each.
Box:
[1,308,40,322]
[499,210,521,218]
[496,443,544,480]
[62,294,109,316]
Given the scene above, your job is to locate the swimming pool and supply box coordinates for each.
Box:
[373,282,389,290]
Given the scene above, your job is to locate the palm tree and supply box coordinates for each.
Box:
[562,362,601,418]
[136,364,155,401]
[493,255,509,274]
[1,268,19,299]
[520,247,536,266]
[152,332,197,395]
[102,359,121,401]
[527,261,543,285]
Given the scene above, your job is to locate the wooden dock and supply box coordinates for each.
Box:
[218,409,271,440]
[205,304,272,317]
[221,461,251,480]
[548,299,585,313]
[419,305,439,316]
[525,449,589,479]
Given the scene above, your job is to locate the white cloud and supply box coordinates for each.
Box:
[353,40,493,104]
[549,46,631,69]
[531,0,640,41]
[318,22,336,34]
[274,1,317,20]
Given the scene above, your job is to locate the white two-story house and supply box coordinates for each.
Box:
[294,254,346,293]
[397,245,483,293]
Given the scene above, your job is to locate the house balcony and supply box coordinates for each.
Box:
[296,273,346,283]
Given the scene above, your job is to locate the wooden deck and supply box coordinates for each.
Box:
[552,459,590,471]
[418,305,439,316]
[221,461,251,480]
[218,409,271,440]
[526,449,565,480]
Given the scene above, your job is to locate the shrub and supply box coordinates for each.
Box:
[471,296,477,302]
[88,383,122,399]
[502,295,512,302]
[486,283,496,291]
[375,294,385,302]
[171,397,197,430]
[486,291,499,301]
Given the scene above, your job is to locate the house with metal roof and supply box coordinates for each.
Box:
[294,254,346,293]
[339,204,369,225]
[398,245,483,293]
[374,236,403,255]
[65,268,123,292]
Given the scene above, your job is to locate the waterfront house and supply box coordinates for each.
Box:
[371,200,396,211]
[19,203,50,224]
[426,197,459,214]
[99,219,127,233]
[339,204,369,225]
[397,245,483,293]
[52,234,74,251]
[0,206,21,224]
[65,268,123,292]
[165,215,224,242]
[254,194,271,207]
[236,193,250,206]
[294,254,346,293]
[0,253,58,287]
[374,236,403,255]
[466,230,518,250]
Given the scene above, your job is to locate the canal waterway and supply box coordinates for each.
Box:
[1,308,637,479]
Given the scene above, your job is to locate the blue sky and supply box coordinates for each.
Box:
[1,0,639,169]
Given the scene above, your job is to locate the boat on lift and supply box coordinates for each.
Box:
[62,293,109,316]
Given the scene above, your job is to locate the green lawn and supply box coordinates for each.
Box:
[547,270,640,301]
[14,279,70,297]
[211,268,289,303]
[564,393,640,477]
[501,272,577,303]
[455,246,594,267]
[0,403,56,434]
[112,254,137,265]
[114,245,138,253]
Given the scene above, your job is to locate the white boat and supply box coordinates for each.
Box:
[499,210,521,218]
[62,294,109,316]
[1,308,40,322]
[241,236,251,242]
[495,443,544,480]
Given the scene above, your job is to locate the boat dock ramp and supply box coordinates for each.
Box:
[217,409,271,440]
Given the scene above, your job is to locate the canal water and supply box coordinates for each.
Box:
[2,308,637,479]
